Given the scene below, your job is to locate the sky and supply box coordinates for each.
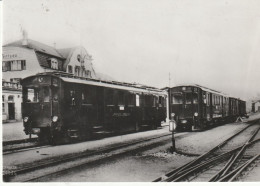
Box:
[2,0,260,100]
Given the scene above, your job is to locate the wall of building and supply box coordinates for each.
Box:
[2,88,23,122]
[2,46,45,81]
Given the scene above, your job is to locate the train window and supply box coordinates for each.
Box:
[106,89,114,105]
[159,96,162,107]
[26,88,39,103]
[43,87,50,102]
[82,88,95,104]
[69,90,76,105]
[128,93,135,106]
[144,95,152,107]
[52,87,59,102]
[206,94,210,106]
[153,96,156,107]
[118,91,125,105]
[136,94,140,107]
[185,93,192,104]
[193,93,198,104]
[203,94,206,104]
[172,93,183,104]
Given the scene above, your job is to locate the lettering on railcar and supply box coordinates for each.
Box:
[112,113,131,117]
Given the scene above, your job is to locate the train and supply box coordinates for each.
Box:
[21,72,167,144]
[21,73,248,143]
[167,84,248,131]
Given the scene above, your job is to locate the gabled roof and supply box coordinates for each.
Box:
[4,39,64,59]
[57,47,76,58]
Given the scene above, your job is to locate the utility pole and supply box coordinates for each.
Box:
[169,72,176,152]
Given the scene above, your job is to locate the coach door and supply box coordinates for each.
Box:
[183,92,194,118]
[38,86,52,126]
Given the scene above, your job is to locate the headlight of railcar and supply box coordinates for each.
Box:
[52,116,58,122]
[23,117,29,122]
[181,120,187,124]
[194,112,198,117]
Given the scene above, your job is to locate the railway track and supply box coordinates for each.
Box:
[3,144,52,155]
[3,132,176,182]
[154,119,260,182]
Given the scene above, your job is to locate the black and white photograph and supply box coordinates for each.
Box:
[1,0,260,183]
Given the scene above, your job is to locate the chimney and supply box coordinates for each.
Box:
[22,30,28,46]
[53,42,56,49]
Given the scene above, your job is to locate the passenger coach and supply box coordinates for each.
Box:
[21,72,167,143]
[167,84,247,131]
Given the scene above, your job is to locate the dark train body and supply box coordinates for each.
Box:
[168,85,247,131]
[21,73,167,143]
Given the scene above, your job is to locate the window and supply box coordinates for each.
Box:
[25,88,39,103]
[118,91,124,105]
[153,96,157,107]
[82,87,95,104]
[10,78,22,83]
[136,94,140,107]
[69,90,76,105]
[106,89,114,105]
[128,93,135,106]
[68,65,73,73]
[172,93,183,104]
[49,58,58,69]
[2,96,5,113]
[86,70,91,78]
[52,87,59,102]
[207,94,210,106]
[2,103,5,113]
[185,93,192,104]
[75,66,80,76]
[193,93,198,104]
[43,87,50,102]
[2,60,26,71]
[159,96,165,107]
[203,94,207,104]
[8,96,14,102]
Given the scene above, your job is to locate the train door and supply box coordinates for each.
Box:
[183,90,194,118]
[38,86,52,126]
[202,91,207,118]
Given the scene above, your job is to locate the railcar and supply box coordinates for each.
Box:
[21,72,167,143]
[168,84,246,131]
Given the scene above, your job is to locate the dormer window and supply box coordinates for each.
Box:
[67,65,73,73]
[48,58,58,69]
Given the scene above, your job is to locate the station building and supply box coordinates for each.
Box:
[2,32,97,122]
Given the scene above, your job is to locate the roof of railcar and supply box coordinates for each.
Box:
[22,72,167,96]
[170,84,229,97]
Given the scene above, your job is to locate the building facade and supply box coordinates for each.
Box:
[2,34,96,122]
